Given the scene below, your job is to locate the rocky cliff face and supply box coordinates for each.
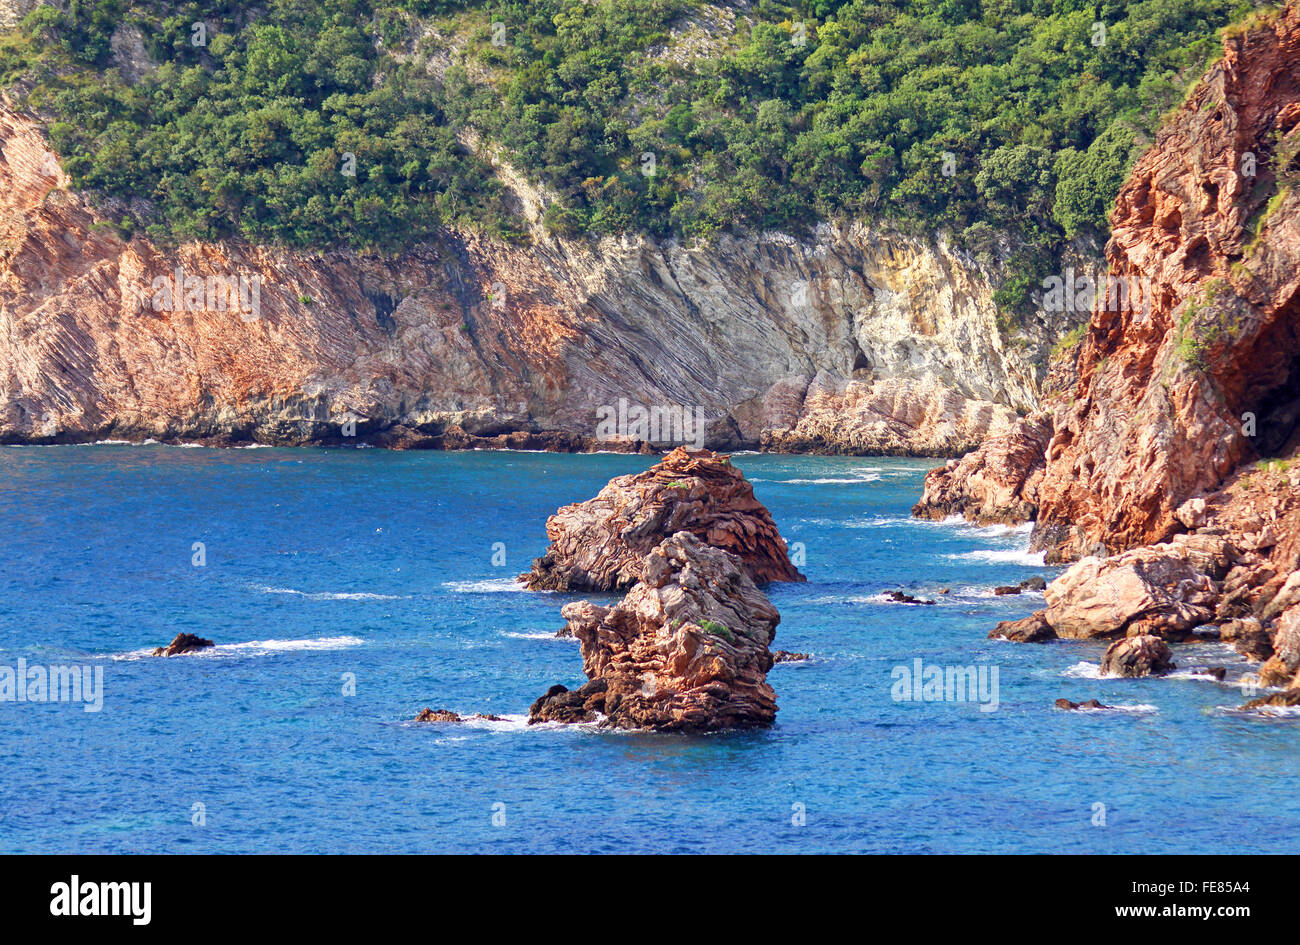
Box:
[1030,6,1300,562]
[942,5,1300,705]
[917,6,1300,563]
[0,101,1068,454]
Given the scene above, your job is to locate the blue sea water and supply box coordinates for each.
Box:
[0,445,1296,854]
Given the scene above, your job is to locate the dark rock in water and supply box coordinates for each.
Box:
[772,650,810,663]
[1056,698,1110,710]
[1189,666,1227,681]
[939,588,950,595]
[993,585,1022,596]
[531,532,780,731]
[414,708,462,722]
[151,633,214,657]
[1019,576,1047,591]
[555,625,573,638]
[1242,689,1300,710]
[529,679,608,724]
[989,611,1056,643]
[1100,634,1175,677]
[468,713,506,722]
[1218,617,1274,660]
[887,590,936,605]
[522,447,804,592]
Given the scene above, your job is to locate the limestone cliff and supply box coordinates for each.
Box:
[0,101,1067,454]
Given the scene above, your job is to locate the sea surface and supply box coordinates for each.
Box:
[1,446,1295,854]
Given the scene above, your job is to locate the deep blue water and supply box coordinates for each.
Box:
[1,445,1296,854]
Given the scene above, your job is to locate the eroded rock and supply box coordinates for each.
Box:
[1100,635,1176,677]
[523,447,804,592]
[1042,535,1231,640]
[530,532,781,732]
[989,611,1056,643]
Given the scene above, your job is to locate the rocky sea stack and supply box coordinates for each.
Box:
[529,532,781,732]
[522,447,805,592]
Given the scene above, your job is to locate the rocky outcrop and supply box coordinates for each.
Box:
[921,7,1300,688]
[1258,604,1300,687]
[0,96,1072,454]
[759,374,1019,457]
[912,400,1052,524]
[1100,635,1176,677]
[989,611,1056,643]
[772,650,810,663]
[413,708,505,722]
[151,633,214,657]
[523,447,803,591]
[414,708,462,723]
[529,532,781,732]
[1042,534,1233,640]
[912,339,1079,523]
[1028,5,1300,562]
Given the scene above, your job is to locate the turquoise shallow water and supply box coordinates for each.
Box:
[0,445,1295,853]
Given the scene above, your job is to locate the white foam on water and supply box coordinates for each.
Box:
[751,466,882,485]
[945,548,1047,566]
[113,635,365,661]
[258,585,407,601]
[1062,661,1105,679]
[1078,703,1158,714]
[442,578,528,593]
[501,631,572,641]
[1238,704,1300,717]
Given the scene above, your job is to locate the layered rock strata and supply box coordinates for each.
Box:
[523,447,804,591]
[529,532,781,732]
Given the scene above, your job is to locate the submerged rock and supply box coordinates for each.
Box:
[522,447,804,592]
[151,633,214,657]
[530,532,781,732]
[414,708,462,723]
[1055,698,1110,710]
[772,650,810,663]
[1100,635,1176,678]
[886,590,936,605]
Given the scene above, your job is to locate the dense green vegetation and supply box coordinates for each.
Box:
[0,0,1253,303]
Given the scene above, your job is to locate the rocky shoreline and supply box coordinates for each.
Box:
[918,5,1300,710]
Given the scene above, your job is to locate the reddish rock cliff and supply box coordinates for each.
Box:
[1031,6,1300,562]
